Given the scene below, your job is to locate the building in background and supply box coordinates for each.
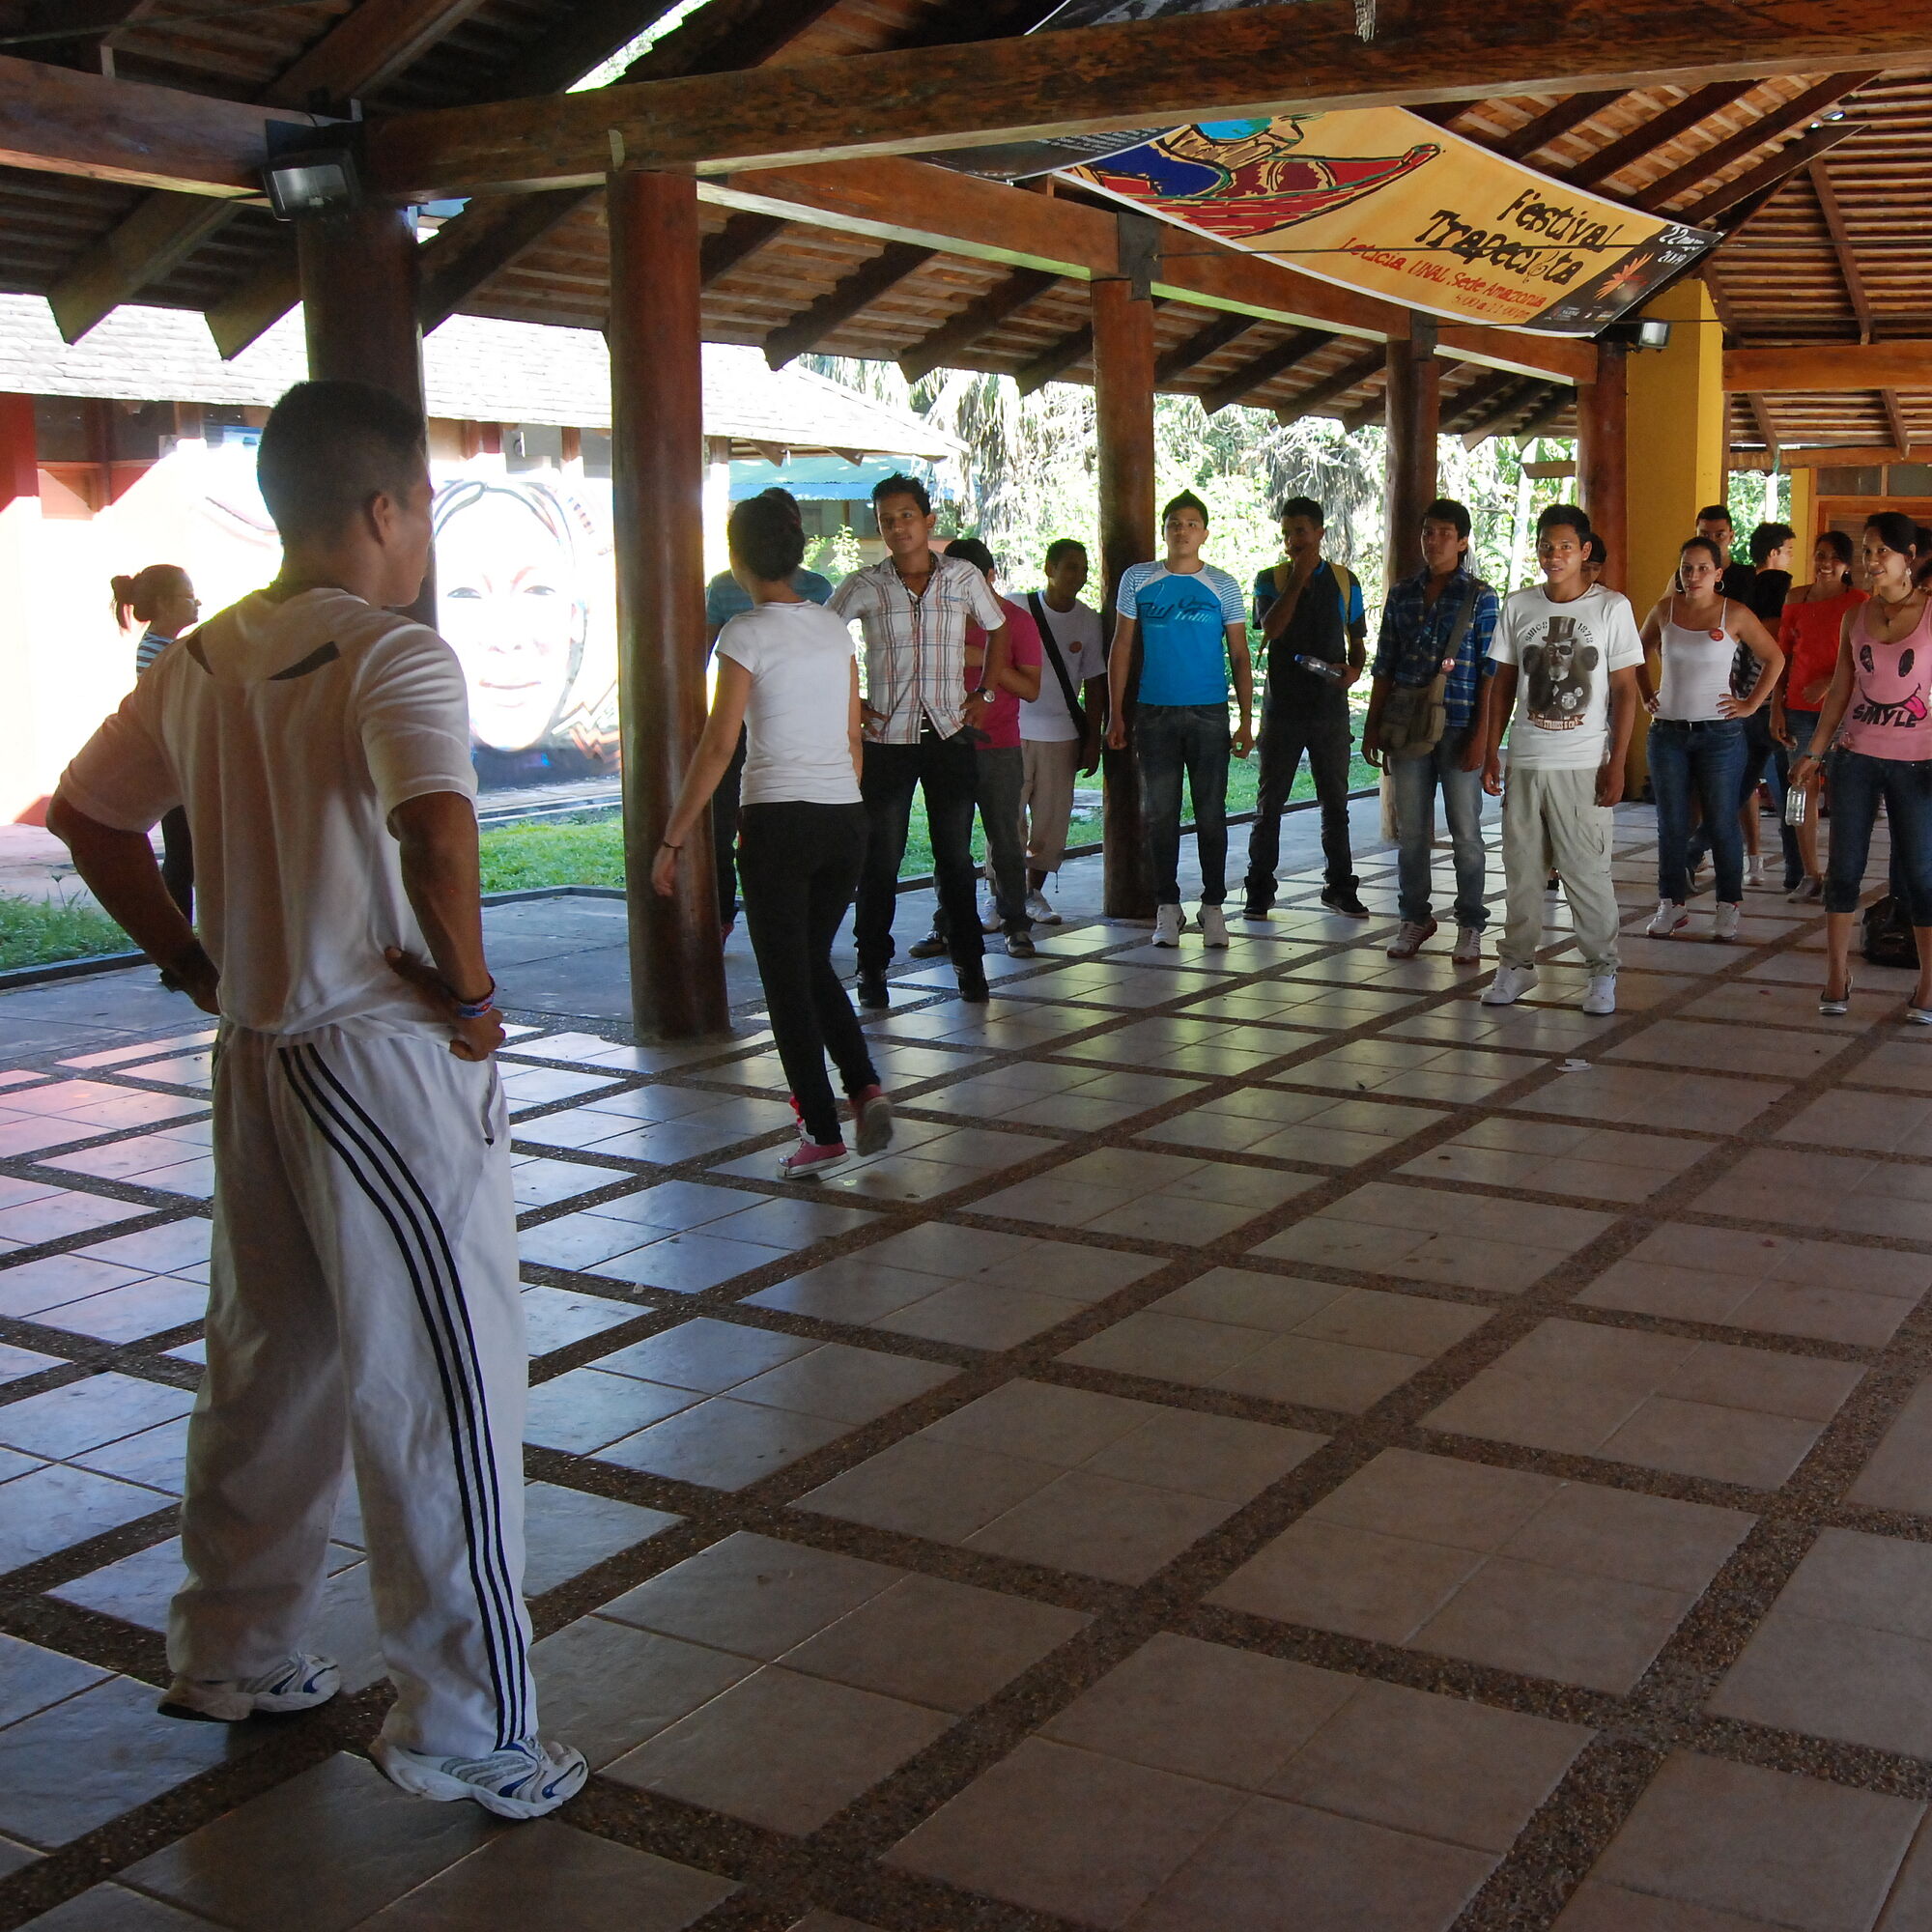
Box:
[0,298,958,819]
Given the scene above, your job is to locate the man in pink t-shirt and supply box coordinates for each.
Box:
[908,538,1043,956]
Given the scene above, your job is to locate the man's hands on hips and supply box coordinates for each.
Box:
[161,940,220,1015]
[386,948,505,1060]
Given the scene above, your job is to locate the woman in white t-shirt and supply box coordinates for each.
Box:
[1636,535,1783,943]
[655,497,891,1179]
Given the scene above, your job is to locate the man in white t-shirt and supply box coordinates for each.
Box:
[47,381,583,1821]
[1019,537,1107,923]
[1481,501,1643,1016]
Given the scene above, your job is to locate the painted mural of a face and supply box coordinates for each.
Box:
[434,478,589,752]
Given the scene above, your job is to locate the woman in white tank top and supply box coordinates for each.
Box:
[1636,535,1784,941]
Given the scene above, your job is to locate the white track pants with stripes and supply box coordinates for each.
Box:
[168,1021,535,1758]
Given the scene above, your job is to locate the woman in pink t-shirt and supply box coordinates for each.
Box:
[1791,511,1932,1019]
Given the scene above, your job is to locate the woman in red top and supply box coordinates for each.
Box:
[1776,531,1865,899]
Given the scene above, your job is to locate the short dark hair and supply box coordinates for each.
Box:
[257,380,426,544]
[1748,521,1795,567]
[1681,534,1724,570]
[1277,495,1324,527]
[871,472,930,517]
[1585,532,1608,566]
[1162,490,1210,527]
[727,493,806,582]
[1696,503,1734,528]
[1421,496,1471,542]
[757,486,805,529]
[1043,537,1087,570]
[1868,510,1921,555]
[1536,502,1591,541]
[945,536,996,577]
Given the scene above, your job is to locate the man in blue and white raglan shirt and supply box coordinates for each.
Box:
[1105,490,1254,948]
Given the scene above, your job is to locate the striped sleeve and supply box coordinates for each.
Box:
[1115,560,1155,620]
[1211,566,1246,626]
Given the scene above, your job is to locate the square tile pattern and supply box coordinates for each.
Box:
[6,807,1932,1930]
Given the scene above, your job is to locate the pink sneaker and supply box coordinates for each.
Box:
[778,1132,848,1180]
[850,1084,895,1155]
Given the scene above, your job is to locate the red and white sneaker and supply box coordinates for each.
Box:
[850,1084,895,1154]
[779,1131,848,1180]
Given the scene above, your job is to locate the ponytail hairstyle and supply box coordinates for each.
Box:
[110,563,187,632]
[1865,510,1920,558]
[1679,535,1724,571]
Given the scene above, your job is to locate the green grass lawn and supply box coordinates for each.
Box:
[0,892,132,972]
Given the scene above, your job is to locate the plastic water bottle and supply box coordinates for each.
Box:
[1784,781,1810,827]
[1292,654,1349,683]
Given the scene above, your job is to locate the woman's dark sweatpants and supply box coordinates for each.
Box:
[737,801,878,1146]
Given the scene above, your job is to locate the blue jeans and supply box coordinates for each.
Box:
[1389,724,1487,928]
[1135,703,1231,904]
[1687,707,1800,888]
[1823,747,1932,923]
[1649,718,1747,903]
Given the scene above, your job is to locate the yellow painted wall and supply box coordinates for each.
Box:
[1624,281,1726,790]
[1790,466,1818,545]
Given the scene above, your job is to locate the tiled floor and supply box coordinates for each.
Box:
[5,806,1932,1928]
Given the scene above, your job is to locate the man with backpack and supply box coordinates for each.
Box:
[1243,495,1370,920]
[1362,497,1500,961]
[1019,538,1108,923]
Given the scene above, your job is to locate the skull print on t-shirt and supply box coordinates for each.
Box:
[1489,583,1646,772]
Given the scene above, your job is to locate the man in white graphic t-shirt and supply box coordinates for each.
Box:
[1019,537,1107,923]
[48,380,583,1821]
[1481,501,1643,1017]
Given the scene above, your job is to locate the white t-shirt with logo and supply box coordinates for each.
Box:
[57,587,477,1037]
[713,601,861,808]
[1018,593,1104,743]
[1490,583,1645,771]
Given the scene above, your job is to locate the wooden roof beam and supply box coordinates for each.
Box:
[44,0,497,342]
[1440,363,1522,433]
[1199,327,1336,414]
[3,0,154,71]
[1883,388,1912,460]
[1724,341,1932,391]
[1460,378,1540,447]
[1513,384,1575,445]
[1499,89,1631,160]
[899,266,1060,382]
[1559,79,1753,190]
[1153,308,1260,386]
[1341,382,1390,435]
[1747,392,1781,463]
[1274,347,1386,423]
[360,1,1932,192]
[1681,122,1857,227]
[1637,71,1877,212]
[762,241,937,368]
[1017,298,1176,395]
[1807,155,1874,344]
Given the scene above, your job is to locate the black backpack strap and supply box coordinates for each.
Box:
[1028,592,1087,731]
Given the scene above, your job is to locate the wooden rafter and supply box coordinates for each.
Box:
[1637,71,1877,212]
[3,0,154,70]
[1460,378,1542,446]
[1500,89,1630,160]
[1747,392,1781,463]
[898,266,1060,382]
[1724,341,1932,389]
[1679,122,1856,226]
[358,2,1932,194]
[1152,309,1259,385]
[1560,80,1752,190]
[1883,388,1912,459]
[1807,155,1875,343]
[1015,323,1097,396]
[1274,347,1385,423]
[699,212,789,289]
[762,241,937,367]
[1513,384,1574,445]
[1341,376,1392,435]
[1199,327,1335,414]
[1440,363,1522,433]
[45,0,497,343]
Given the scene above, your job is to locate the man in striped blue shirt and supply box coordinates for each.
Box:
[1362,496,1499,962]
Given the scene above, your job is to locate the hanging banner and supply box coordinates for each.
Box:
[1061,110,1716,335]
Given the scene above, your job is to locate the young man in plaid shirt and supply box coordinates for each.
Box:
[1362,496,1500,962]
[829,474,1009,1008]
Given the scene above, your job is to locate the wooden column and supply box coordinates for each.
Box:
[1093,274,1156,920]
[608,169,728,1039]
[297,203,435,626]
[1577,338,1629,589]
[1381,313,1439,564]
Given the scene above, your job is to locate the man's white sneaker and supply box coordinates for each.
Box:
[1452,926,1482,964]
[978,894,1002,933]
[1482,964,1538,1006]
[1025,888,1059,925]
[1152,903,1184,947]
[1581,974,1618,1016]
[160,1653,340,1723]
[1713,900,1743,943]
[372,1735,589,1822]
[1645,899,1690,939]
[1198,905,1230,948]
[1745,854,1767,889]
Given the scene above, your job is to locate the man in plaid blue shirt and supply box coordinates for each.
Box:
[1362,497,1499,962]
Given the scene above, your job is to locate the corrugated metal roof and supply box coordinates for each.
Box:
[0,296,957,457]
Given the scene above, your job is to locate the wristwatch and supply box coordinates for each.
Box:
[971,685,994,703]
